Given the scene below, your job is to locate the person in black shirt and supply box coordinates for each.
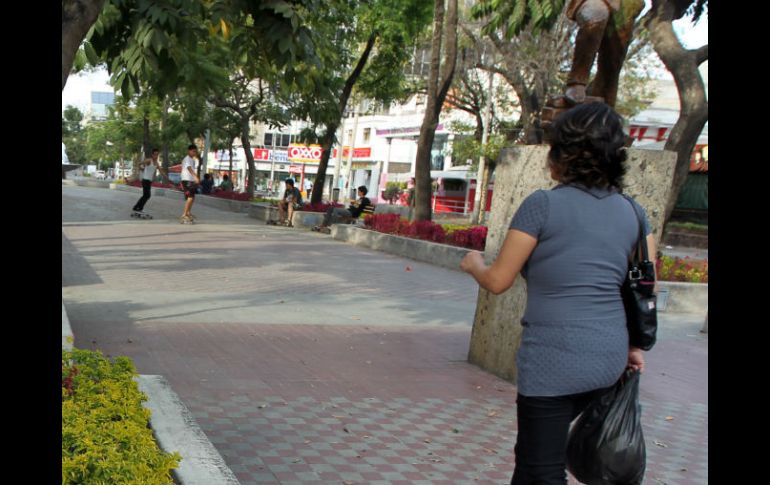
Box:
[313,185,371,233]
[277,178,302,227]
[200,173,214,194]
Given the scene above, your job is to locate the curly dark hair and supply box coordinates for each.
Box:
[547,102,628,189]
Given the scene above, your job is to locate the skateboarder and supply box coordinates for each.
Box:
[132,148,164,218]
[180,144,201,224]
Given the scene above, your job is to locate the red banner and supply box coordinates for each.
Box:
[332,147,372,159]
[289,165,304,174]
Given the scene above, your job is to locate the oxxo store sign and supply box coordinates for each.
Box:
[288,144,323,163]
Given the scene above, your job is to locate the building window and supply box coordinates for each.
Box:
[281,134,291,147]
[347,130,354,145]
[363,128,371,145]
[264,133,273,146]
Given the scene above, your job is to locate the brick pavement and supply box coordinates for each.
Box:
[63,186,707,484]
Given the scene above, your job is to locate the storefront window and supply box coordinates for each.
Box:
[430,135,448,171]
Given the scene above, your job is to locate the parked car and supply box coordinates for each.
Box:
[95,170,106,179]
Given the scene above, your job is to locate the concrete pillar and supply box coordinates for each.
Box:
[467,145,677,382]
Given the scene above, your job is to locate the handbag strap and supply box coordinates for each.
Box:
[621,195,650,264]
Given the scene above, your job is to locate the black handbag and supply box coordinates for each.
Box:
[621,196,657,351]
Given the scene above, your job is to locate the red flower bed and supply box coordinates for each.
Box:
[656,256,708,283]
[403,220,447,243]
[208,190,252,201]
[363,213,487,250]
[300,202,344,213]
[447,226,488,251]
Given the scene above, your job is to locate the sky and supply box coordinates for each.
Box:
[61,9,708,115]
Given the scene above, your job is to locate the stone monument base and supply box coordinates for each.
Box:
[467,145,677,383]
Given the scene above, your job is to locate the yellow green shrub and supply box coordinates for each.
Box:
[62,349,181,484]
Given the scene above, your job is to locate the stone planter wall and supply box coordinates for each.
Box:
[331,225,471,271]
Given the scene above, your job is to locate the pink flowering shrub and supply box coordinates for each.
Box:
[447,226,488,251]
[300,202,344,213]
[363,214,487,250]
[403,220,447,243]
[209,190,252,201]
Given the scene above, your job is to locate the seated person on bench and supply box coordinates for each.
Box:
[277,178,302,227]
[313,185,371,232]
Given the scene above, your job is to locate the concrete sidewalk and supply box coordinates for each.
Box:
[63,186,707,485]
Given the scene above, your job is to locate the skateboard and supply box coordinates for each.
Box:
[131,211,153,219]
[179,215,195,225]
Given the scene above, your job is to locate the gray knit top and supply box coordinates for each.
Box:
[509,183,651,397]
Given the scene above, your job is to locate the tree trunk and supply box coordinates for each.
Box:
[142,114,152,159]
[160,97,170,183]
[62,0,106,90]
[311,33,378,205]
[241,118,256,198]
[413,0,459,222]
[476,164,490,224]
[644,1,708,230]
[313,125,338,204]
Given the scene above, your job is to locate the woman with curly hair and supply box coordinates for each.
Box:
[461,102,654,485]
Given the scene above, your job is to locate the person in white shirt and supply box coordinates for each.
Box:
[180,144,201,223]
[132,148,164,213]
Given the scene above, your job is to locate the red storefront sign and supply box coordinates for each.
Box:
[254,148,270,161]
[289,165,304,174]
[332,147,372,158]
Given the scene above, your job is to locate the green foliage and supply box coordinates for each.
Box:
[667,221,708,233]
[291,0,433,135]
[252,197,276,204]
[63,106,88,165]
[449,121,507,170]
[87,0,318,100]
[472,0,566,39]
[383,181,407,202]
[614,30,662,119]
[62,348,180,484]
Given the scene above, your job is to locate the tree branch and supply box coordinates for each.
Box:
[694,44,708,65]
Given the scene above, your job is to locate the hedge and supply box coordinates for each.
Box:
[62,349,180,484]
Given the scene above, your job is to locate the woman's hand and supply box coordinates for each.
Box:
[460,251,485,274]
[627,347,645,373]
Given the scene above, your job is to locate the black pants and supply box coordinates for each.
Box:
[323,207,352,226]
[133,179,152,211]
[511,387,608,485]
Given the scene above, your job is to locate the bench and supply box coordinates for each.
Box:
[341,204,375,225]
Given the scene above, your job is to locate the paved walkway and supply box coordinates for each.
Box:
[62,185,707,485]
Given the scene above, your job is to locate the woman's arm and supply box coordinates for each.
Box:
[460,229,538,295]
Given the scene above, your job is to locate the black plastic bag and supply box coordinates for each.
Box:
[566,370,646,485]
